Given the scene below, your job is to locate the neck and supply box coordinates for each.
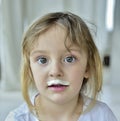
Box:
[35,94,83,121]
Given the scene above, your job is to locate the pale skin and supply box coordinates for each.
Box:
[30,25,89,121]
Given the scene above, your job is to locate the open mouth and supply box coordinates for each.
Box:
[48,84,68,88]
[47,79,70,91]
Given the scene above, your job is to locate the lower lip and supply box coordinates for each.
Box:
[48,85,68,92]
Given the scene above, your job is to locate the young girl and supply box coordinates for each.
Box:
[5,12,118,121]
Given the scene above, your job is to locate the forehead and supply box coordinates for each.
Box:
[32,25,70,49]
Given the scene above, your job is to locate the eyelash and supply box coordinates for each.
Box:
[36,55,77,65]
[63,55,77,64]
[37,56,48,65]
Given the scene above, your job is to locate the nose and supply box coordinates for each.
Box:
[49,61,63,78]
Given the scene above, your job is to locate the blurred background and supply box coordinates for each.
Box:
[0,0,120,121]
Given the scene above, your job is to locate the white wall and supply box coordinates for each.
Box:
[111,0,120,84]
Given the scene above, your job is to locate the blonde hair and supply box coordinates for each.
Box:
[21,11,102,112]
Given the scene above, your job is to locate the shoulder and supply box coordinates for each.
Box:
[79,97,118,121]
[90,100,114,116]
[4,94,39,121]
[5,103,28,121]
[5,103,36,121]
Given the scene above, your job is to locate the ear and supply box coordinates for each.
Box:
[84,72,89,79]
[84,68,89,79]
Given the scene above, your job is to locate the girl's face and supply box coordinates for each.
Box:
[30,25,89,104]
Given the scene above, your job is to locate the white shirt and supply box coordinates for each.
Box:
[5,96,118,121]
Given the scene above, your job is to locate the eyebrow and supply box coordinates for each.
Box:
[30,50,48,56]
[30,48,81,56]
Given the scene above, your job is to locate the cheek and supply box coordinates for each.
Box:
[70,79,83,97]
[32,71,45,92]
[30,66,38,81]
[69,67,86,88]
[30,61,41,79]
[72,77,84,89]
[30,64,41,86]
[70,67,86,79]
[30,64,48,91]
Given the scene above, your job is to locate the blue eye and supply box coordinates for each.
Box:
[37,57,48,64]
[64,56,76,63]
